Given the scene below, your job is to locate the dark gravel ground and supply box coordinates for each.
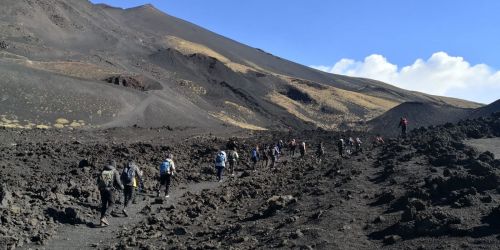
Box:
[1,113,500,249]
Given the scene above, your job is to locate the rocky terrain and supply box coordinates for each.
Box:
[0,113,499,249]
[2,1,500,249]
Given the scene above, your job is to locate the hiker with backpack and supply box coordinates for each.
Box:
[132,173,143,204]
[227,138,238,151]
[299,141,306,158]
[271,144,280,168]
[374,134,385,146]
[120,159,143,216]
[347,137,354,155]
[316,142,325,163]
[97,159,123,227]
[398,117,409,138]
[250,146,260,170]
[289,139,297,157]
[278,140,284,155]
[215,150,227,182]
[338,139,345,157]
[227,149,239,176]
[261,144,270,168]
[158,154,176,198]
[355,137,363,153]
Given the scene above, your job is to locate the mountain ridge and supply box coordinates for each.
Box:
[0,0,482,130]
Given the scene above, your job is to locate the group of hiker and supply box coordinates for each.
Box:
[97,154,176,227]
[337,137,363,157]
[95,116,408,227]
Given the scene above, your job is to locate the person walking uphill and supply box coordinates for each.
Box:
[261,144,270,168]
[271,144,280,168]
[316,142,324,163]
[97,160,123,227]
[121,159,142,216]
[299,141,306,158]
[399,117,409,138]
[338,139,345,157]
[289,139,297,157]
[215,150,227,182]
[158,154,176,198]
[227,149,239,176]
[355,137,363,153]
[250,146,260,170]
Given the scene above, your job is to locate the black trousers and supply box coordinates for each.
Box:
[123,185,134,208]
[160,174,172,195]
[100,188,114,219]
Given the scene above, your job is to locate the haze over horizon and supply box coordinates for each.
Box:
[90,0,500,104]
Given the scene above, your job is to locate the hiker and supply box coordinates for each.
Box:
[278,140,285,155]
[271,144,280,168]
[227,138,238,151]
[132,172,143,204]
[347,137,355,155]
[250,146,260,170]
[215,150,227,182]
[261,144,270,168]
[398,117,409,138]
[374,134,385,146]
[97,159,123,226]
[299,141,306,157]
[227,149,239,176]
[338,139,345,157]
[158,154,176,198]
[289,139,297,156]
[355,137,363,153]
[121,160,143,216]
[316,142,325,163]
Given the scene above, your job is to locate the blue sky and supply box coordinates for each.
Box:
[90,1,500,104]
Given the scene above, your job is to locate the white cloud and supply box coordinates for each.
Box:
[311,52,500,104]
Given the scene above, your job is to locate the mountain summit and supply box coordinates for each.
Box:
[0,0,481,129]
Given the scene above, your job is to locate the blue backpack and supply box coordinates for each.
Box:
[121,166,134,184]
[216,153,225,164]
[160,160,171,175]
[251,149,259,160]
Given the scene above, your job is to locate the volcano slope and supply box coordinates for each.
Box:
[0,113,499,249]
[367,101,474,137]
[0,0,481,131]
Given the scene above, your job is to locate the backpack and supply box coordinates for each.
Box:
[121,166,135,184]
[98,170,114,189]
[251,149,258,159]
[160,160,171,175]
[228,151,238,162]
[216,153,225,164]
[273,147,279,156]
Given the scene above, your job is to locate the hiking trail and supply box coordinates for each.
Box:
[29,181,220,249]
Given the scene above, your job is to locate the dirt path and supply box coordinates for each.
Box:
[27,181,220,250]
[464,138,500,159]
[331,151,389,249]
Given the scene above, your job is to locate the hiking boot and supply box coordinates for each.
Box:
[122,209,128,217]
[165,194,170,198]
[100,217,109,226]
